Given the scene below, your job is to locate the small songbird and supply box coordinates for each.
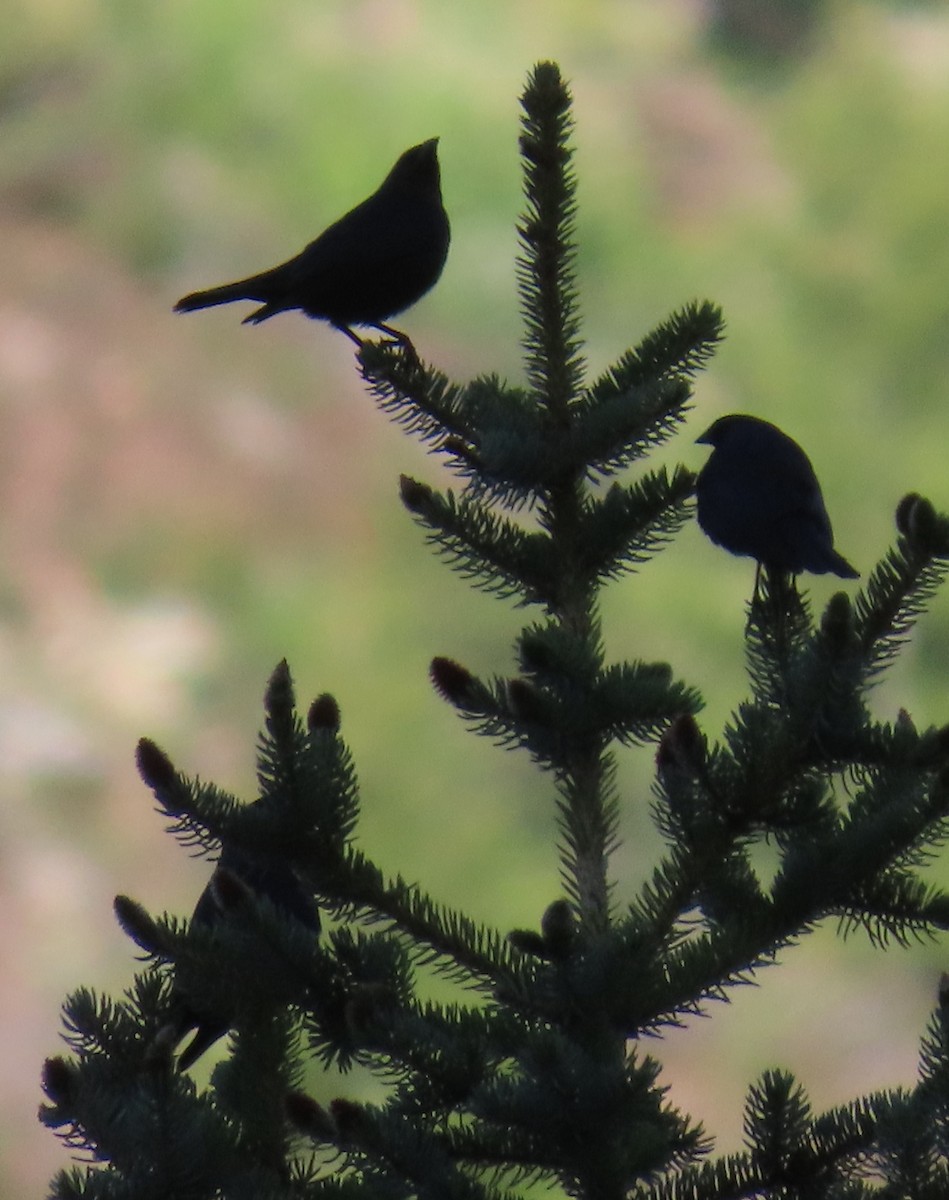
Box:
[695,414,858,579]
[167,844,321,1070]
[174,139,450,345]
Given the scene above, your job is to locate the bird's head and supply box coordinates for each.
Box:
[388,138,442,194]
[696,413,772,448]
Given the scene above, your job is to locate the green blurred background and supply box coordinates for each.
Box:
[6,0,949,1192]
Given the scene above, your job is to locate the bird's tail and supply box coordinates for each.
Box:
[174,269,277,315]
[820,548,859,579]
[830,551,860,580]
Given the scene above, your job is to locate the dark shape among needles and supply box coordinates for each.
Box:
[695,413,858,579]
[167,844,321,1070]
[174,139,450,346]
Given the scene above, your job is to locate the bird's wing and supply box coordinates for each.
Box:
[293,192,439,282]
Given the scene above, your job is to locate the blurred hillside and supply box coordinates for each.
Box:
[6,1,949,1194]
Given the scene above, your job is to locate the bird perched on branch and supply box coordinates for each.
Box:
[174,139,449,346]
[695,413,858,579]
[166,844,321,1070]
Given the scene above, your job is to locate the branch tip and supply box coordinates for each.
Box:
[264,659,296,721]
[308,692,341,733]
[399,474,433,513]
[135,737,177,791]
[430,656,476,706]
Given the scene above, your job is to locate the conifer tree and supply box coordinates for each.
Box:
[40,62,949,1200]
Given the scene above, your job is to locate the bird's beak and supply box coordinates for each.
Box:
[695,428,712,445]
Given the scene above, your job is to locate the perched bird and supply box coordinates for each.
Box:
[174,139,449,345]
[695,414,858,579]
[166,843,321,1070]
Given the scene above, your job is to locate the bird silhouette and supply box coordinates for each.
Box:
[695,414,858,579]
[174,139,449,346]
[167,844,321,1070]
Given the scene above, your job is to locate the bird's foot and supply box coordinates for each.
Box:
[373,321,410,344]
[372,323,420,365]
[341,323,421,369]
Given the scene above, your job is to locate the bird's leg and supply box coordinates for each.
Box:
[746,565,764,650]
[341,322,420,369]
[372,321,411,344]
[336,324,366,348]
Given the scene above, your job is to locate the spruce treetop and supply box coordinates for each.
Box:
[40,62,949,1200]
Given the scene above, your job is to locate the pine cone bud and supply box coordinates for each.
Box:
[399,474,433,514]
[41,1056,77,1107]
[113,894,165,955]
[508,929,548,957]
[820,591,852,644]
[507,677,548,724]
[541,899,576,957]
[656,714,705,779]
[264,659,296,723]
[894,493,949,555]
[308,693,341,732]
[135,738,177,791]
[430,657,476,706]
[441,435,479,467]
[895,493,924,537]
